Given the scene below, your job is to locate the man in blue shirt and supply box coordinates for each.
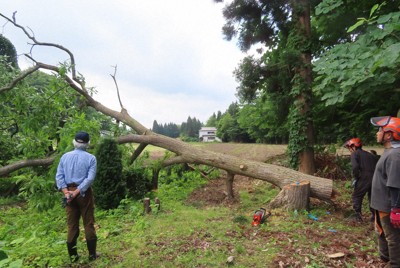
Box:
[56,131,98,262]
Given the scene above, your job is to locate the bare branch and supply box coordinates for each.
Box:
[0,156,56,177]
[130,143,148,164]
[0,13,84,88]
[110,65,125,110]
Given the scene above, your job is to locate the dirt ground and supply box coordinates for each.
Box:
[184,143,387,268]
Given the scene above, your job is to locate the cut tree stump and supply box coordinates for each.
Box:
[144,197,152,214]
[155,197,161,211]
[225,172,235,199]
[268,180,310,210]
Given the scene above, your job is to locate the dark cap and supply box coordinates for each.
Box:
[75,131,90,143]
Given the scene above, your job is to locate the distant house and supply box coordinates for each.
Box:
[199,127,221,142]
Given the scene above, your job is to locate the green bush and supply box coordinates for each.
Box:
[123,165,151,200]
[93,138,125,209]
[0,177,19,197]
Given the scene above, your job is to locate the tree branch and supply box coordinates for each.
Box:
[130,143,148,164]
[0,65,40,94]
[110,65,125,110]
[0,156,56,177]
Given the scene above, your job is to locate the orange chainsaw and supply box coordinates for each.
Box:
[252,208,271,226]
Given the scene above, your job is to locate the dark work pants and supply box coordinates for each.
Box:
[352,181,373,215]
[376,211,400,267]
[66,187,97,243]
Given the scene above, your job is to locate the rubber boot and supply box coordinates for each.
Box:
[66,241,79,263]
[351,211,363,222]
[86,238,97,261]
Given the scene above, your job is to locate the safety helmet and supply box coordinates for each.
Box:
[344,138,362,149]
[370,116,400,141]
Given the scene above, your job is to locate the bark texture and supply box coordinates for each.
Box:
[144,197,151,214]
[0,156,56,177]
[225,172,235,199]
[268,180,311,210]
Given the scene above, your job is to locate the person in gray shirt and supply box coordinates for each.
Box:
[370,116,400,267]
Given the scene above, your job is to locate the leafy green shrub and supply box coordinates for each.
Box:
[93,138,125,210]
[179,136,199,142]
[0,177,19,197]
[123,165,152,200]
[16,174,58,211]
[0,135,18,167]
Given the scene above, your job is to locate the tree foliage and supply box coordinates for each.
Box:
[93,138,125,210]
[313,4,400,142]
[152,120,180,138]
[217,102,253,143]
[213,0,400,149]
[237,95,288,143]
[180,116,203,140]
[123,159,152,200]
[0,34,17,68]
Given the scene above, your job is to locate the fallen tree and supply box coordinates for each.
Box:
[0,13,333,202]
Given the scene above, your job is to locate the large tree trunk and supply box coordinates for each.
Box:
[292,0,316,175]
[118,135,332,201]
[0,13,333,201]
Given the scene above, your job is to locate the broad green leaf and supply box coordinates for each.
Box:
[9,238,24,245]
[315,0,343,15]
[370,4,379,18]
[347,19,366,33]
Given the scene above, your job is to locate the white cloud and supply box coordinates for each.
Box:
[1,0,246,128]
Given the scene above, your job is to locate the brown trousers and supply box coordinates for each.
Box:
[66,187,97,243]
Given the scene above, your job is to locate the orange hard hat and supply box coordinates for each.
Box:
[371,116,400,141]
[344,138,362,148]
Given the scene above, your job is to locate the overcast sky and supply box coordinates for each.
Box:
[1,1,248,128]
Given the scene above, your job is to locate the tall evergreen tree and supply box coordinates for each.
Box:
[93,138,125,210]
[0,35,18,68]
[206,113,217,127]
[152,120,160,134]
[215,0,316,172]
